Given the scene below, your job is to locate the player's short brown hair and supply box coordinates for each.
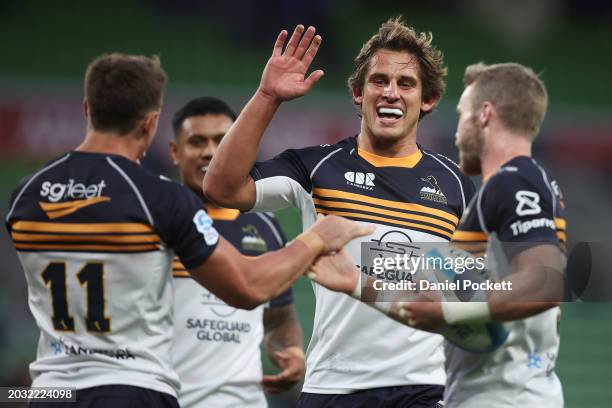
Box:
[347,16,447,119]
[463,62,548,139]
[85,53,167,135]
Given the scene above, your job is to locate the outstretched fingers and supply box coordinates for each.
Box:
[294,26,316,60]
[283,24,305,56]
[272,30,288,57]
[302,34,322,69]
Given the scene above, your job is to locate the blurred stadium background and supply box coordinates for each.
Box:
[1,0,611,406]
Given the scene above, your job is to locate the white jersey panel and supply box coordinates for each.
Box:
[303,222,447,393]
[172,278,267,408]
[444,308,562,408]
[20,249,179,396]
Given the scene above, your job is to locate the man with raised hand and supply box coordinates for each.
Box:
[313,63,567,408]
[5,53,371,408]
[204,18,474,407]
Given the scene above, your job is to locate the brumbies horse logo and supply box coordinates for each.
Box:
[420,175,447,204]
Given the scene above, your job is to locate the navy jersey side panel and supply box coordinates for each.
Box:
[482,160,564,247]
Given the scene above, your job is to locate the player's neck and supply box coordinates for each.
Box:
[357,132,418,158]
[77,130,147,163]
[481,130,532,179]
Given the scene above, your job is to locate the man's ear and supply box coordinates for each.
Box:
[480,102,493,128]
[142,111,160,136]
[169,139,179,166]
[83,99,89,118]
[352,86,363,106]
[420,94,439,114]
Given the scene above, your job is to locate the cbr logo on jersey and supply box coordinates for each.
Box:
[344,172,375,190]
[419,175,447,204]
[193,209,219,245]
[41,179,107,202]
[515,191,541,216]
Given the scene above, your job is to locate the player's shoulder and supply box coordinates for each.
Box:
[111,157,192,197]
[486,156,551,192]
[103,156,203,227]
[9,152,70,192]
[420,148,468,180]
[284,137,352,166]
[419,148,475,205]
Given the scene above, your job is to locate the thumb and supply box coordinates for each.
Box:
[305,69,324,89]
[352,223,375,237]
[316,213,325,221]
[274,350,290,362]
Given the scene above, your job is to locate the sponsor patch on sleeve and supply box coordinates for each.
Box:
[193,209,219,246]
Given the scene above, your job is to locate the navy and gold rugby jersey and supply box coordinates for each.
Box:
[251,136,475,241]
[172,207,291,408]
[445,156,566,407]
[451,156,566,254]
[249,135,475,393]
[5,151,219,397]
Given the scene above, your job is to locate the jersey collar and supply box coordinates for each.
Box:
[204,205,240,221]
[357,147,423,168]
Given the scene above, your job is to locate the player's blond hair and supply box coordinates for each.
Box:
[463,63,548,140]
[347,16,447,119]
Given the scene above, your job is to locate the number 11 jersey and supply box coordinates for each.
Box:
[6,151,218,397]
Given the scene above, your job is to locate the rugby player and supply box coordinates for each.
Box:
[169,97,305,407]
[5,54,372,408]
[314,63,567,407]
[203,18,475,407]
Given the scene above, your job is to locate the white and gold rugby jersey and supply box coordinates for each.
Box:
[6,151,219,397]
[445,156,567,408]
[172,207,292,408]
[249,136,475,393]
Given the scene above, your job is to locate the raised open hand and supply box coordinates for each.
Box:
[258,25,324,103]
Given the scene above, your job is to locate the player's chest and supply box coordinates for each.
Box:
[311,158,457,211]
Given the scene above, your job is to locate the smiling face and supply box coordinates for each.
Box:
[170,113,234,198]
[353,49,437,146]
[455,85,485,175]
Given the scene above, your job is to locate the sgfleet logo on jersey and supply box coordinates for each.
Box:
[344,171,375,190]
[39,180,110,219]
[510,217,555,236]
[41,179,107,202]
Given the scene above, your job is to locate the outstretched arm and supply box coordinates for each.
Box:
[310,244,564,331]
[203,25,324,210]
[188,215,373,309]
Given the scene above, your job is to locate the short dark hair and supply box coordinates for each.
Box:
[85,53,167,135]
[172,97,237,138]
[348,16,447,119]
